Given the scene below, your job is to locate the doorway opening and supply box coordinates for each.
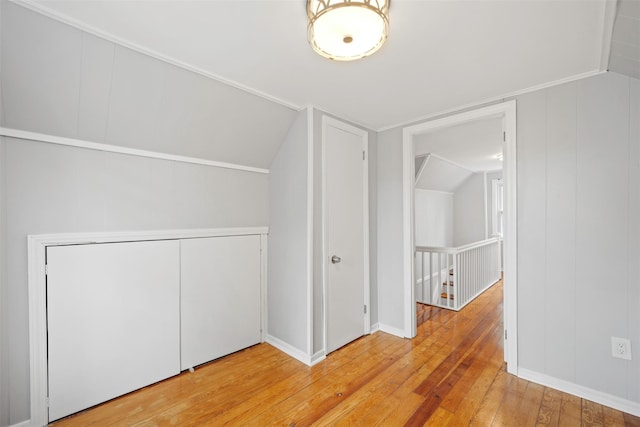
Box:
[402,101,518,374]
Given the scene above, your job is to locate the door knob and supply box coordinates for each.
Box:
[331,255,341,264]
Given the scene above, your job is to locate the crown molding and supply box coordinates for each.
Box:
[376,69,607,132]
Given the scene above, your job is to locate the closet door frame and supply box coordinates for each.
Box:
[27,227,268,426]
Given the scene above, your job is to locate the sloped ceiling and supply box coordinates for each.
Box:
[0,2,297,168]
[415,117,503,172]
[608,0,639,79]
[414,117,502,193]
[415,155,473,193]
[18,0,614,131]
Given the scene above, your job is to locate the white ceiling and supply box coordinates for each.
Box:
[414,117,503,173]
[20,0,612,131]
[415,155,473,193]
[414,117,502,193]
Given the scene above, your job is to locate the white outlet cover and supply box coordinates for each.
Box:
[611,337,632,360]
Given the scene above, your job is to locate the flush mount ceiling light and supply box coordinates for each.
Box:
[307,0,390,61]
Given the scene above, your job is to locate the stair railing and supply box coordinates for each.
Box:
[415,237,501,311]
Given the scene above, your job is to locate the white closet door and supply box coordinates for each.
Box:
[47,240,180,421]
[180,235,262,370]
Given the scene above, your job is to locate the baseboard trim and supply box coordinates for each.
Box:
[518,368,640,417]
[265,334,313,366]
[370,323,380,333]
[377,323,406,338]
[310,350,326,366]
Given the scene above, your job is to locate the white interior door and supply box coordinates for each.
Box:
[46,240,180,421]
[324,117,369,354]
[180,235,262,370]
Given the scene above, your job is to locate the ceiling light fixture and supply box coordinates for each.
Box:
[307,0,390,61]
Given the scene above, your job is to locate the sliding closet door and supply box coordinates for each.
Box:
[46,240,180,421]
[180,235,262,370]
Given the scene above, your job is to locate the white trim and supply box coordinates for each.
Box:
[414,153,431,183]
[9,0,300,113]
[402,101,518,374]
[501,102,518,374]
[483,171,489,240]
[306,107,314,356]
[321,116,371,354]
[377,323,405,338]
[363,133,371,335]
[8,420,31,427]
[370,323,380,333]
[0,127,269,174]
[27,239,47,427]
[414,188,454,196]
[260,234,268,343]
[491,178,504,237]
[265,335,313,366]
[598,0,618,71]
[518,368,640,417]
[28,227,268,426]
[378,70,605,133]
[402,128,416,339]
[310,351,326,367]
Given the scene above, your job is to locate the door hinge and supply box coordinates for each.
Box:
[504,330,507,340]
[363,150,366,160]
[45,264,48,275]
[364,305,367,314]
[503,131,506,142]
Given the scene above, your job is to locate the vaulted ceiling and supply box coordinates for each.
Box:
[19,0,624,131]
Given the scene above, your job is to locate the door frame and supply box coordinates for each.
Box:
[322,115,371,355]
[401,101,518,374]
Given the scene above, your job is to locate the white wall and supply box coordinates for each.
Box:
[376,72,640,408]
[1,2,296,169]
[267,110,309,355]
[516,72,639,402]
[0,3,289,424]
[414,189,453,247]
[376,127,405,331]
[453,173,486,246]
[2,138,269,425]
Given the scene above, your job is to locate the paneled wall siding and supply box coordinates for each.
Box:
[267,110,310,355]
[517,73,639,401]
[2,138,269,424]
[0,2,296,169]
[0,2,288,424]
[377,72,639,406]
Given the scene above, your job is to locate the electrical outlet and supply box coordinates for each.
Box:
[611,337,632,360]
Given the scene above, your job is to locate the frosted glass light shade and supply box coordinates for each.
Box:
[308,0,389,61]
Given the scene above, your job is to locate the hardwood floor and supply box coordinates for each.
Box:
[53,280,640,426]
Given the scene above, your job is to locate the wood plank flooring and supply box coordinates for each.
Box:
[53,280,640,426]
